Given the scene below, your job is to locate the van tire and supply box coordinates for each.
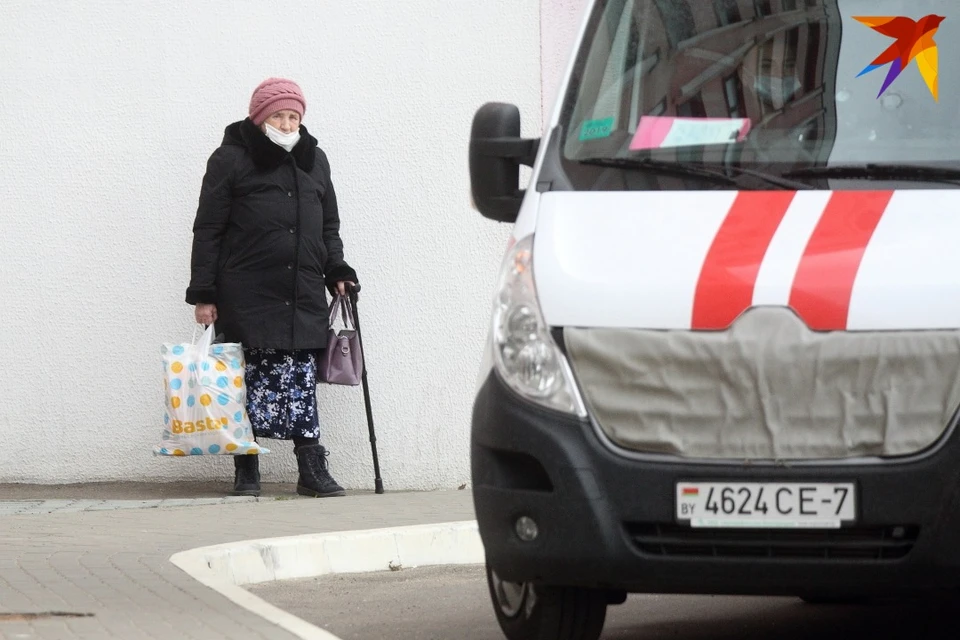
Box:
[486,564,607,640]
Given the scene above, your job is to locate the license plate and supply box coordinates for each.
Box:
[675,482,856,529]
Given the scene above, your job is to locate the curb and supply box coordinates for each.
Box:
[170,520,483,640]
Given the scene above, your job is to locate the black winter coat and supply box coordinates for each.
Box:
[185,118,358,350]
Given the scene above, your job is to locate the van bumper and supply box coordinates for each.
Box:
[470,373,960,596]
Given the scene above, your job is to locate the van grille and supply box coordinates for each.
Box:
[625,523,918,561]
[564,309,960,460]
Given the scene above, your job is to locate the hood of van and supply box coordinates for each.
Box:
[532,189,960,331]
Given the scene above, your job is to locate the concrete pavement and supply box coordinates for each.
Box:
[0,486,475,639]
[253,565,960,640]
[7,482,960,640]
[0,480,339,501]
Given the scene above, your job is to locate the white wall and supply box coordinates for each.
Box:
[0,0,542,489]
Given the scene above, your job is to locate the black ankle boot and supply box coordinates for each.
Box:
[295,444,346,497]
[233,454,261,497]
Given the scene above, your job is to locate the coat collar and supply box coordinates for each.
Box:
[223,118,317,172]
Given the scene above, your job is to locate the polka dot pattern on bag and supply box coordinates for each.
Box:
[156,340,268,457]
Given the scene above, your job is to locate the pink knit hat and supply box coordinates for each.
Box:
[248,77,306,126]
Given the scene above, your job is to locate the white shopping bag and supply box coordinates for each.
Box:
[156,324,268,456]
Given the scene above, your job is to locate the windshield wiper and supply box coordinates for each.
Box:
[578,157,812,190]
[784,164,960,186]
[579,157,736,186]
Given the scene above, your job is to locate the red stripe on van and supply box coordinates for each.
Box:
[788,191,893,331]
[692,191,797,330]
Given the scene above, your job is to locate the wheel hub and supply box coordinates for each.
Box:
[491,569,536,618]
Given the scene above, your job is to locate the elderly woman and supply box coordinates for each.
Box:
[186,77,358,498]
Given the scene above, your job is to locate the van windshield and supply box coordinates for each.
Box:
[558,0,960,190]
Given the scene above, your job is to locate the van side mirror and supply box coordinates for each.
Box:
[469,103,541,223]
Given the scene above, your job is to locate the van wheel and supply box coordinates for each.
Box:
[485,564,607,640]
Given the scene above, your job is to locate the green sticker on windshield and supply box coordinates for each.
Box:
[579,117,615,141]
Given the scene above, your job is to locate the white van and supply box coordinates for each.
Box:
[468,1,960,638]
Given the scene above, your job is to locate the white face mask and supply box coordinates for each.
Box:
[263,123,301,152]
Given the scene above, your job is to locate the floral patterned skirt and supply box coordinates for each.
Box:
[244,349,320,440]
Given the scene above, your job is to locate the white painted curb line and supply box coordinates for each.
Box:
[170,520,483,640]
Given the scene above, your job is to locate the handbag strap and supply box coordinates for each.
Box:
[340,296,356,329]
[328,294,355,331]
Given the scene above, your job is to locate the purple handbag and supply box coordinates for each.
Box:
[318,294,364,386]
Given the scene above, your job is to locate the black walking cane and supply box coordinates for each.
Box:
[347,283,384,494]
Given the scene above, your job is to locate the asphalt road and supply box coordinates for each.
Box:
[249,565,960,640]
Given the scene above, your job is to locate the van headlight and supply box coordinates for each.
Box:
[491,235,587,417]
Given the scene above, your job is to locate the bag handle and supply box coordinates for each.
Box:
[192,323,216,356]
[328,294,356,332]
[179,324,216,391]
